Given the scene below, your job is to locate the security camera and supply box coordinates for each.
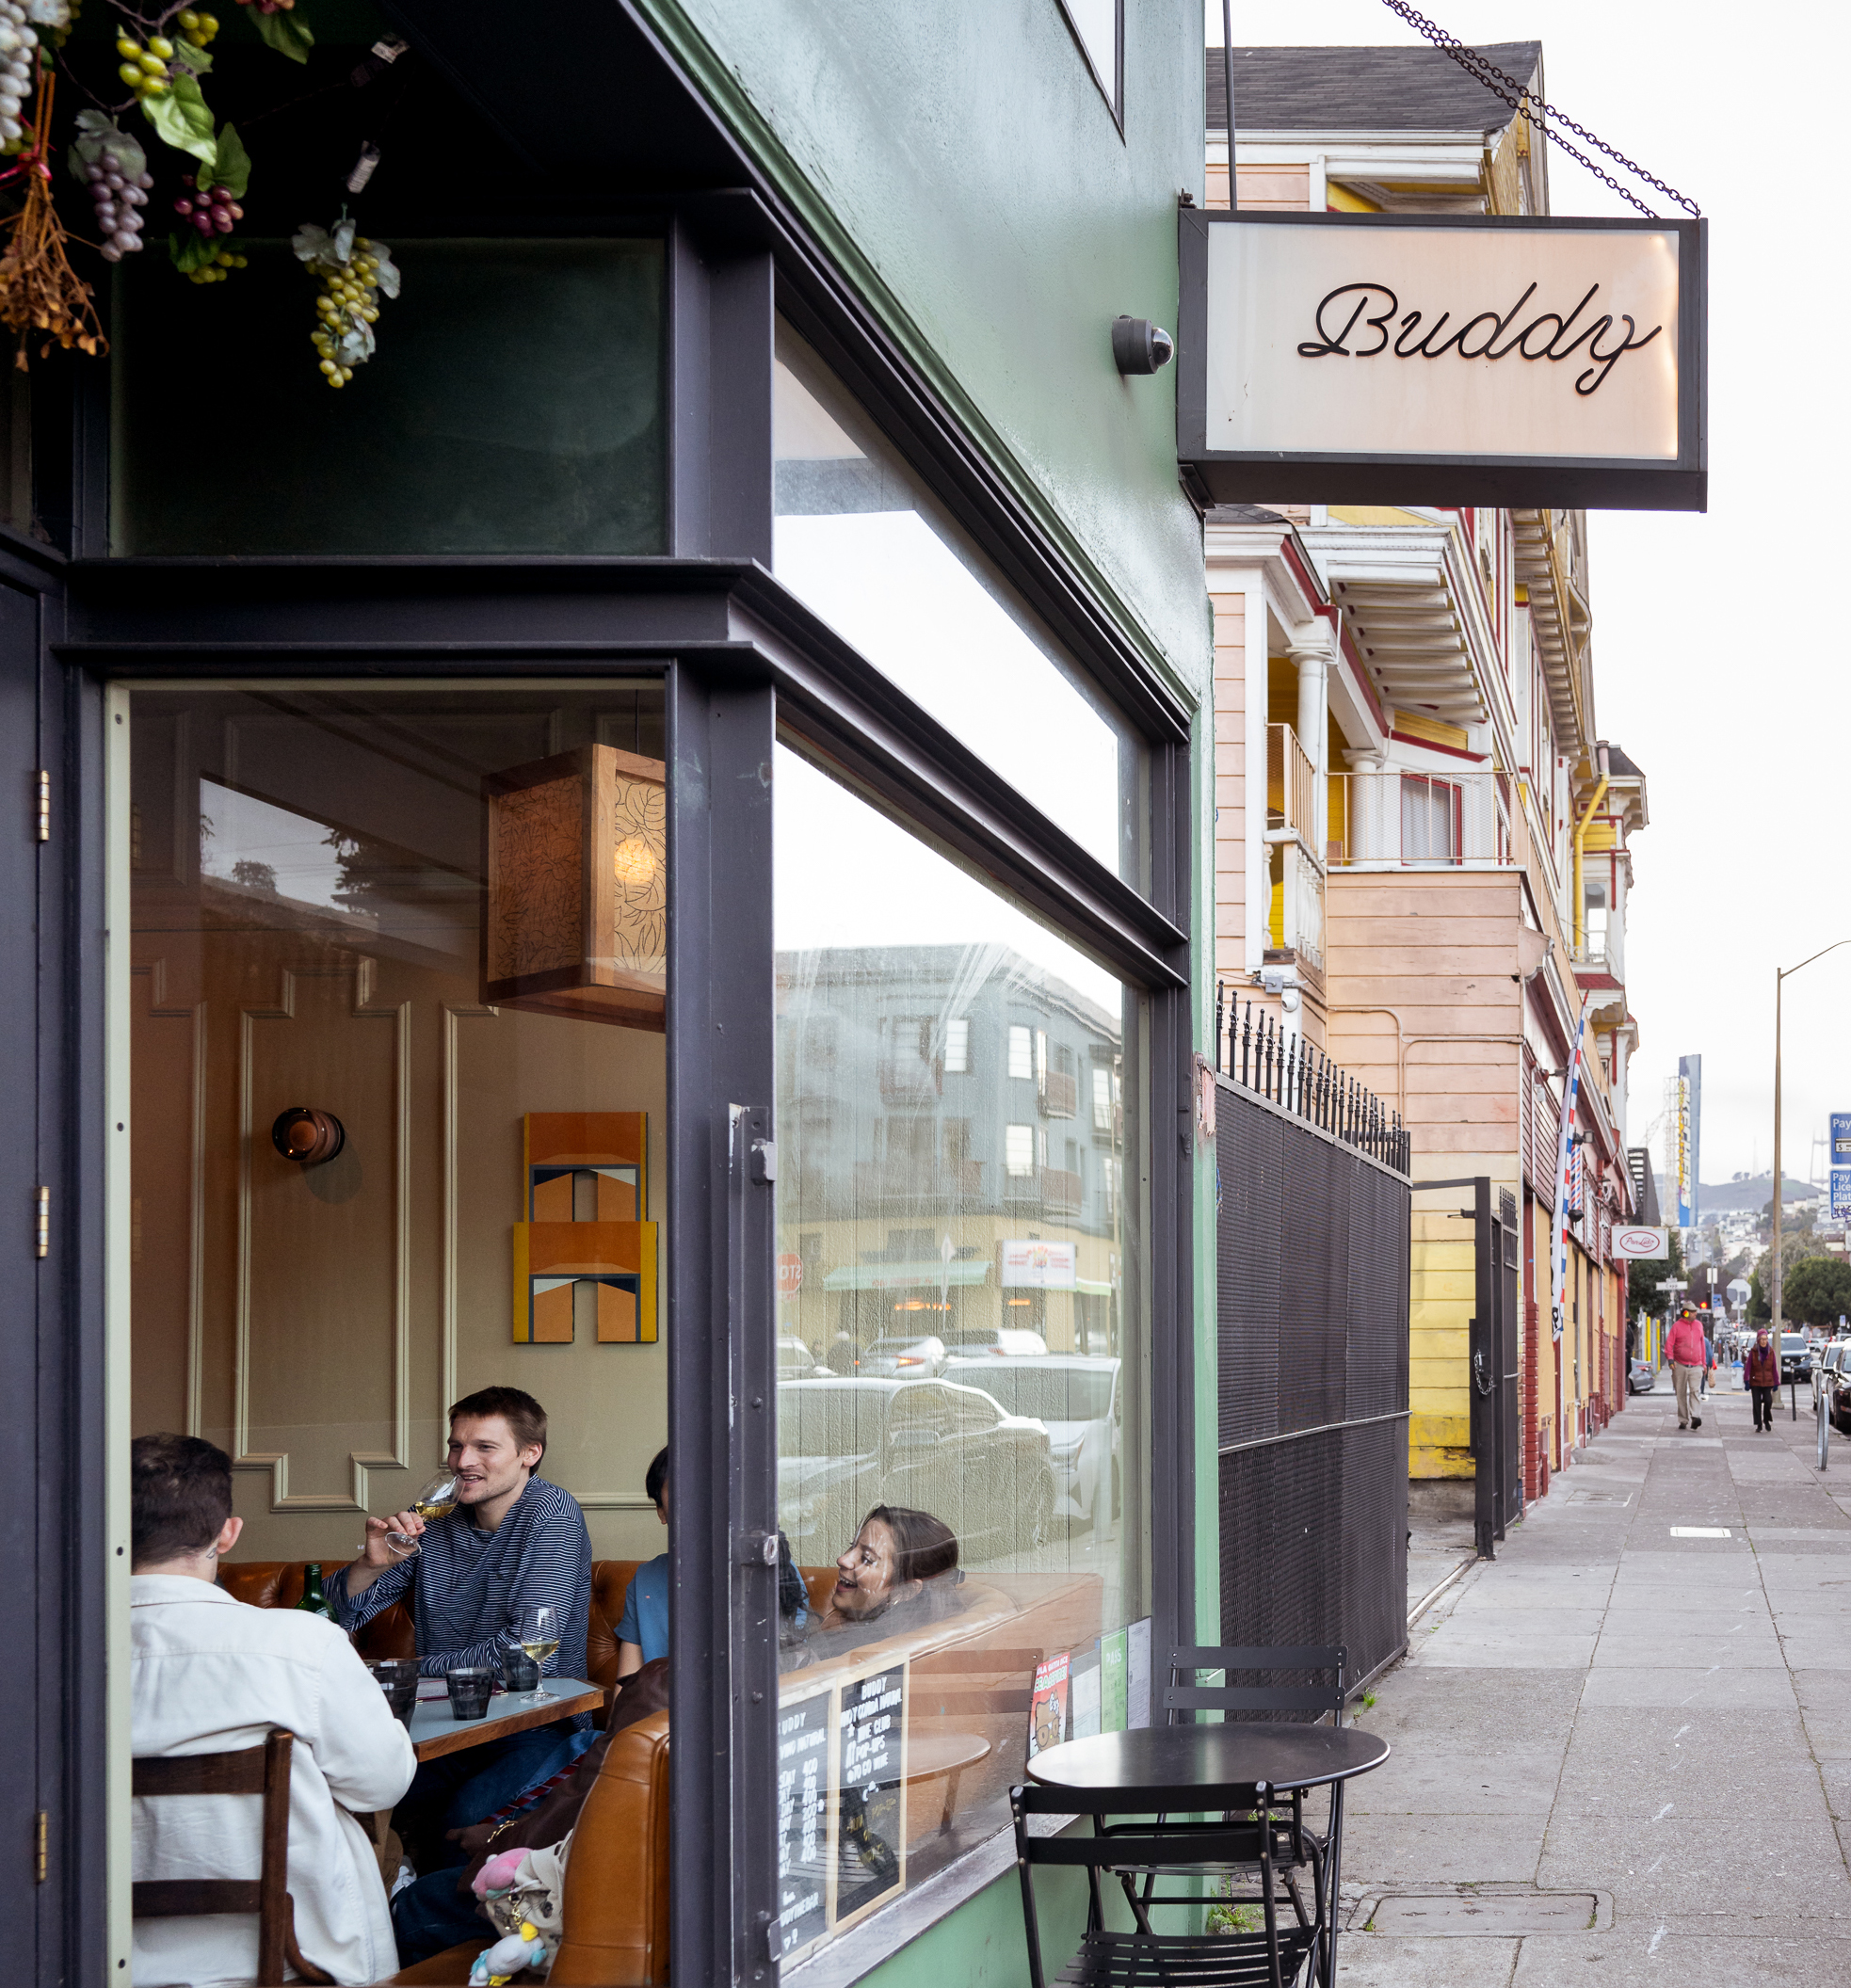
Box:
[1112,317,1175,375]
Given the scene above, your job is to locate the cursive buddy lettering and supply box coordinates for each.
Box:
[1296,280,1662,396]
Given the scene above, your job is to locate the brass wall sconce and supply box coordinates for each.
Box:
[271,1107,346,1165]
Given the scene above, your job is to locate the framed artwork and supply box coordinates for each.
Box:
[511,1112,657,1343]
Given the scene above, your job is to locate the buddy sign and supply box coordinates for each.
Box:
[1178,212,1706,511]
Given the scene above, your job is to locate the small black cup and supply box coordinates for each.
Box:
[446,1665,494,1721]
[367,1658,419,1726]
[500,1648,540,1694]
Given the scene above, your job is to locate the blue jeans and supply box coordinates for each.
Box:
[392,1863,494,1967]
[392,1723,574,1871]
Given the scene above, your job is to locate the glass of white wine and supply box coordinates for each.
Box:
[385,1471,459,1556]
[515,1604,561,1699]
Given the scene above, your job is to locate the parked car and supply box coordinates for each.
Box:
[1627,1358,1656,1395]
[1818,1339,1851,1435]
[775,1377,1055,1565]
[942,1355,1121,1530]
[1780,1332,1813,1384]
[858,1334,949,1378]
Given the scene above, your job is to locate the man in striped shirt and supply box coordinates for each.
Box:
[330,1386,591,1868]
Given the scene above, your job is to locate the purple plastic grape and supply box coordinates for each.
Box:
[112,231,138,251]
[105,172,122,190]
[101,151,118,170]
[193,214,213,235]
[173,198,192,216]
[100,243,121,263]
[136,172,153,190]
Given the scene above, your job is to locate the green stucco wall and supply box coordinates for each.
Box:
[635,0,1212,707]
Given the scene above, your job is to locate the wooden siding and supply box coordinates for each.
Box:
[1206,163,1312,212]
[1211,589,1246,987]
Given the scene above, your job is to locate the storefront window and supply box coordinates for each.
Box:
[125,682,670,1970]
[771,743,1149,1963]
[773,324,1148,890]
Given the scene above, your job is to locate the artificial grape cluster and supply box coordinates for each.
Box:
[185,246,244,285]
[115,30,173,100]
[175,175,241,238]
[85,146,153,263]
[0,3,40,149]
[175,8,218,47]
[312,241,382,385]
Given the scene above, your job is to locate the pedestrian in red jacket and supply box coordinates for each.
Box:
[1744,1326,1780,1432]
[1666,1309,1707,1430]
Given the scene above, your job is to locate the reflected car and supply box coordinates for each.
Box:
[775,1377,1055,1566]
[939,1326,1050,1360]
[858,1334,949,1378]
[1626,1358,1655,1395]
[777,1335,829,1380]
[1780,1333,1813,1384]
[942,1355,1120,1529]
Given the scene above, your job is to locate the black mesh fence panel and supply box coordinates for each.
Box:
[1215,1079,1411,1694]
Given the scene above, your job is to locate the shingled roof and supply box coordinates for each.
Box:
[1207,43,1541,136]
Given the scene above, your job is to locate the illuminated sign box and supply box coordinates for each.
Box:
[1178,212,1706,511]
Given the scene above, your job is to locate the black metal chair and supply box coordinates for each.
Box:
[1097,1645,1348,1985]
[1011,1778,1319,1988]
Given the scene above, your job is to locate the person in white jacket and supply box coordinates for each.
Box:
[131,1433,418,1988]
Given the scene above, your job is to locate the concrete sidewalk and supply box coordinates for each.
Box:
[1339,1380,1851,1983]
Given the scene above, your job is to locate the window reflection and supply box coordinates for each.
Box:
[772,324,1148,890]
[771,745,1147,1958]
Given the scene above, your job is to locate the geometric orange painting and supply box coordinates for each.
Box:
[511,1114,655,1344]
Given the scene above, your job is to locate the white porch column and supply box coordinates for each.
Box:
[1290,640,1330,861]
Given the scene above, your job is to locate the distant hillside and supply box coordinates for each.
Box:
[1654,1171,1825,1215]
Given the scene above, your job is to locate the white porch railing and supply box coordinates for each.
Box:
[1329,769,1513,870]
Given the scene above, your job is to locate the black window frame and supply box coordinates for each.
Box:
[17,184,1198,1988]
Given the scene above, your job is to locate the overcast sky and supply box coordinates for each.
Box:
[1214,0,1848,1191]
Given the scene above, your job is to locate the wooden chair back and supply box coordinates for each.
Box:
[132,1727,333,1987]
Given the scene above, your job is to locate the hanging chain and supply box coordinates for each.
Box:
[1376,0,1699,220]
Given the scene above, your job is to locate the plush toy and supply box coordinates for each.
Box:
[468,1922,549,1987]
[463,1835,571,1984]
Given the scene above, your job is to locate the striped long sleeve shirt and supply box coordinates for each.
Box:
[328,1476,591,1682]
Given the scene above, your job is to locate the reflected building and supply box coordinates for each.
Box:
[776,945,1126,1365]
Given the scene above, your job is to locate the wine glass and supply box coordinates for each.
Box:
[515,1604,561,1699]
[385,1470,459,1556]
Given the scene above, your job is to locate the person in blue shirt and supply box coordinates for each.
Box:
[615,1447,670,1678]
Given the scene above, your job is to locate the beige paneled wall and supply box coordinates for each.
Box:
[130,929,669,1566]
[1206,163,1312,211]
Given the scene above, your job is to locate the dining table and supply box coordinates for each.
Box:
[406,1678,605,1762]
[1025,1723,1389,1988]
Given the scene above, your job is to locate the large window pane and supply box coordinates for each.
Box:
[773,324,1148,889]
[115,241,665,555]
[771,744,1148,1962]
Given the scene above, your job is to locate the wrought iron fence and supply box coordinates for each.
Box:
[1215,984,1410,1175]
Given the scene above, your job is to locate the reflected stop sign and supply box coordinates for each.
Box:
[777,1252,804,1300]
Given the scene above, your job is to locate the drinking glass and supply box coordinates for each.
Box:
[367,1658,419,1726]
[515,1605,561,1700]
[445,1665,494,1721]
[386,1470,459,1555]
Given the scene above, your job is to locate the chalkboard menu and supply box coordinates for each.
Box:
[832,1661,908,1927]
[774,1682,833,1963]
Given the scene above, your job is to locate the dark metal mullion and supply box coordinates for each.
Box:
[1147,732,1197,1658]
[666,663,777,1988]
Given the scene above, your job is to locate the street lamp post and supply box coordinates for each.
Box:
[1772,938,1851,1331]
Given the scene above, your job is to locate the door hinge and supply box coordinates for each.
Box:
[36,769,48,842]
[35,1185,48,1259]
[34,1810,45,1883]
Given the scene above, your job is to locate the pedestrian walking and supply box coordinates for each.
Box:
[1700,1326,1714,1403]
[1666,1307,1707,1430]
[1745,1324,1779,1432]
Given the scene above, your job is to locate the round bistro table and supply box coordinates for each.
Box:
[1026,1724,1389,1988]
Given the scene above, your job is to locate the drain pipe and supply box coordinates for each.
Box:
[1570,767,1609,957]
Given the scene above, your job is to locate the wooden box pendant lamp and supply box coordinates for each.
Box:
[482,744,667,1031]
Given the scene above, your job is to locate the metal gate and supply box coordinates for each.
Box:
[1214,1066,1412,1694]
[1466,1181,1522,1557]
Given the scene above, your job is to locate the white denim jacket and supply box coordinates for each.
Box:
[131,1575,417,1987]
